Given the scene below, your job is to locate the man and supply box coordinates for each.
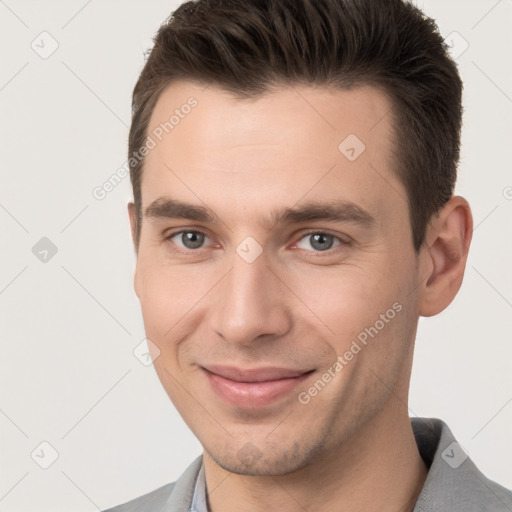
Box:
[105,0,512,510]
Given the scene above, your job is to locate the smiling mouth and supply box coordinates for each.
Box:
[201,365,315,408]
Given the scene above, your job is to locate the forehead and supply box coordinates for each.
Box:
[141,81,403,227]
[147,80,394,159]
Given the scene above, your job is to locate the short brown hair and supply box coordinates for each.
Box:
[129,0,462,251]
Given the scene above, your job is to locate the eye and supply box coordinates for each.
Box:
[295,232,342,252]
[168,230,211,250]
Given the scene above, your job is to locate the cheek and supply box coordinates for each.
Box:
[286,263,393,331]
[287,260,415,363]
[136,260,213,344]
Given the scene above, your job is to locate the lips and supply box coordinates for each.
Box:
[204,365,311,382]
[201,365,314,408]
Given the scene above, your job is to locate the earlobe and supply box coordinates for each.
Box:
[419,196,473,317]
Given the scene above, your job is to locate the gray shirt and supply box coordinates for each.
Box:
[103,418,512,511]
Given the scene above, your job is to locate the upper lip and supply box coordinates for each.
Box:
[202,365,313,383]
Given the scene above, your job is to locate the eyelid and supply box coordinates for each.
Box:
[163,227,352,253]
[290,229,352,249]
[164,226,211,239]
[165,228,216,251]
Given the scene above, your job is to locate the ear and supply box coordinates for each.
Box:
[418,196,473,317]
[127,202,141,299]
[127,202,139,250]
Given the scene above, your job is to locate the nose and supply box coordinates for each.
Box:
[209,246,292,346]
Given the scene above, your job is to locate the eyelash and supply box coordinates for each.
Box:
[164,229,351,254]
[294,230,352,252]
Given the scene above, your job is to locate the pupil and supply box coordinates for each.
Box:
[311,234,333,251]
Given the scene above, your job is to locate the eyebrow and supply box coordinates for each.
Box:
[268,201,375,229]
[144,198,216,223]
[144,197,375,229]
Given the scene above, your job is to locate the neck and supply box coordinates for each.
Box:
[203,401,428,512]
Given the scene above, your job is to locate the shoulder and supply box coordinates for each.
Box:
[102,482,176,512]
[412,417,512,511]
[102,455,203,512]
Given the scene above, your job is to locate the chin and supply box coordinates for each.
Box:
[205,436,326,477]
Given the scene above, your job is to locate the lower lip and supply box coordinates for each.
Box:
[203,369,313,408]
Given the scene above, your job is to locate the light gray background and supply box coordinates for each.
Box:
[0,0,511,510]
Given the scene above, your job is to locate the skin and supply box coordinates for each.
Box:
[128,81,472,511]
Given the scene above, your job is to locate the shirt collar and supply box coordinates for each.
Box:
[190,457,209,512]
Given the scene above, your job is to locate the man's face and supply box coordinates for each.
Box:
[131,81,425,475]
